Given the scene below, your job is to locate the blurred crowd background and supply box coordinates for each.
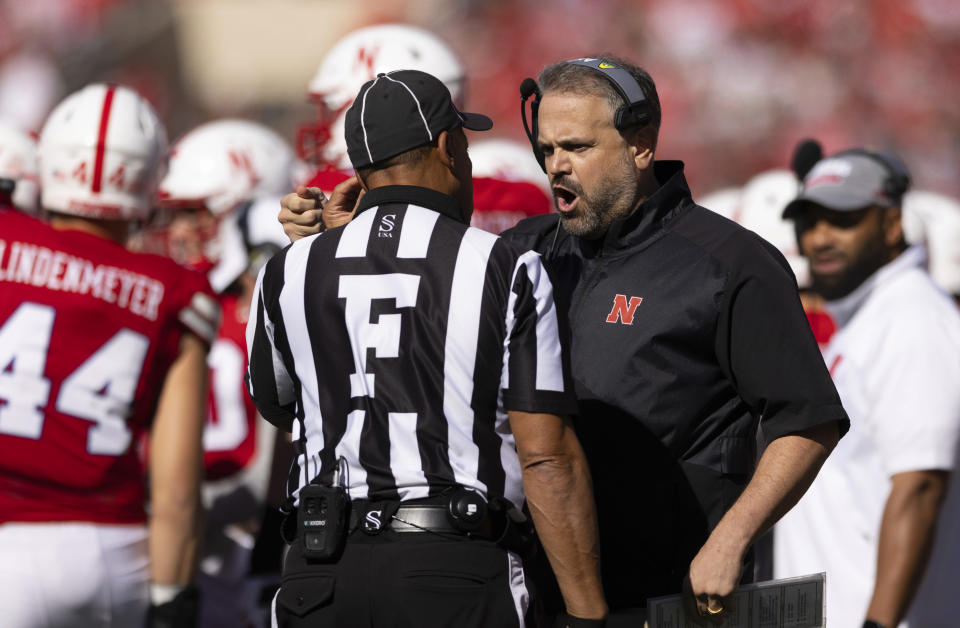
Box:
[2,0,959,199]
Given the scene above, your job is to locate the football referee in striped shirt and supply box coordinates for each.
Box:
[246,70,606,627]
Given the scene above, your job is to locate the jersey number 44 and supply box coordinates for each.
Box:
[0,302,147,455]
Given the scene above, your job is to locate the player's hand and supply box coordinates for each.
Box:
[684,537,743,625]
[323,176,364,231]
[279,186,324,243]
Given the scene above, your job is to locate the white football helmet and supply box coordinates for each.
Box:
[151,119,296,270]
[735,169,808,288]
[469,139,551,194]
[0,120,40,214]
[298,23,466,169]
[903,189,960,296]
[38,83,167,221]
[158,119,297,216]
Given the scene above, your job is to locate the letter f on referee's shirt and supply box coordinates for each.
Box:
[605,294,643,325]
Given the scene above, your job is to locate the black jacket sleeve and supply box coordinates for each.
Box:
[715,232,849,444]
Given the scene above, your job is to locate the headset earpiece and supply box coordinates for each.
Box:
[613,106,651,133]
[836,148,912,202]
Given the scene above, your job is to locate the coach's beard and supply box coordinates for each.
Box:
[554,165,642,240]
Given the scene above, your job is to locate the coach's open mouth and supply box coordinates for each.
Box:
[553,186,579,214]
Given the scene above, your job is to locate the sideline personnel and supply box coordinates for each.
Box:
[501,57,850,623]
[246,70,606,627]
[774,149,960,628]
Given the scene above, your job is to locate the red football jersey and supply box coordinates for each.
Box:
[0,211,219,524]
[202,293,258,481]
[305,167,552,234]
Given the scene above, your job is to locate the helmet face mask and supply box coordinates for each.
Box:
[296,23,465,169]
[38,83,167,222]
[296,96,347,165]
[139,204,221,270]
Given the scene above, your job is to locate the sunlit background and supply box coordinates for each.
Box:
[3,0,958,198]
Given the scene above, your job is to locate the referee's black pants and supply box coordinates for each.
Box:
[273,530,528,627]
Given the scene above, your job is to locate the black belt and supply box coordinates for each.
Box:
[283,495,533,556]
[350,503,496,538]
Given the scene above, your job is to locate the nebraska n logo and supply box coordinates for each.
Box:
[605,294,644,325]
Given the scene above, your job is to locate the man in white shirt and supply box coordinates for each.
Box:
[774,149,960,628]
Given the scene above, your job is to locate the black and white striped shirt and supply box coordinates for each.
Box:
[246,185,576,508]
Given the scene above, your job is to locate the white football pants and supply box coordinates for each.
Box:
[0,522,149,628]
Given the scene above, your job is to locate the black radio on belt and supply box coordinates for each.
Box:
[298,483,350,560]
[446,486,488,533]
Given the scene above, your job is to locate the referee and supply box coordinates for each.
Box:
[246,70,606,627]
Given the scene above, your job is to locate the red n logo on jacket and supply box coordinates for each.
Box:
[605,294,644,325]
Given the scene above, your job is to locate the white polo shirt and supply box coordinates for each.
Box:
[774,246,960,628]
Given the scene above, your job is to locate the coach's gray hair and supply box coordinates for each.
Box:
[537,54,662,134]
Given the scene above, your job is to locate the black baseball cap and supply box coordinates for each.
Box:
[344,69,493,169]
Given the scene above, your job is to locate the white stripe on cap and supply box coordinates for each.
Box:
[359,75,383,165]
[383,73,432,143]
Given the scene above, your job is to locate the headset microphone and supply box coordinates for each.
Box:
[519,77,539,101]
[519,78,545,173]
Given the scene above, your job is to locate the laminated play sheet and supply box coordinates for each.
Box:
[645,572,825,628]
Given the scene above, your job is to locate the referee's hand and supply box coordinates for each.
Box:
[323,176,364,231]
[278,178,364,244]
[279,186,324,243]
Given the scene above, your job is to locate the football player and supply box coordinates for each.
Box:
[153,119,295,627]
[291,23,551,234]
[0,84,218,628]
[150,119,298,273]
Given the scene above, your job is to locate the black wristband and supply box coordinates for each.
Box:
[147,585,200,628]
[564,614,606,628]
[862,621,887,628]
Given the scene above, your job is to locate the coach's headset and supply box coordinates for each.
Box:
[520,57,652,173]
[833,148,912,203]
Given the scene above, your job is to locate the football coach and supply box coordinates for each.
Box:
[502,56,849,624]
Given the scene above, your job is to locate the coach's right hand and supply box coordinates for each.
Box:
[279,177,364,243]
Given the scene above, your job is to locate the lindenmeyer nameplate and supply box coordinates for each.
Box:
[646,573,825,628]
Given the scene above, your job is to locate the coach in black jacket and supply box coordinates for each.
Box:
[500,57,848,623]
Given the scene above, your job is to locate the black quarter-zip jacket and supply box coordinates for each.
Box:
[503,161,848,609]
